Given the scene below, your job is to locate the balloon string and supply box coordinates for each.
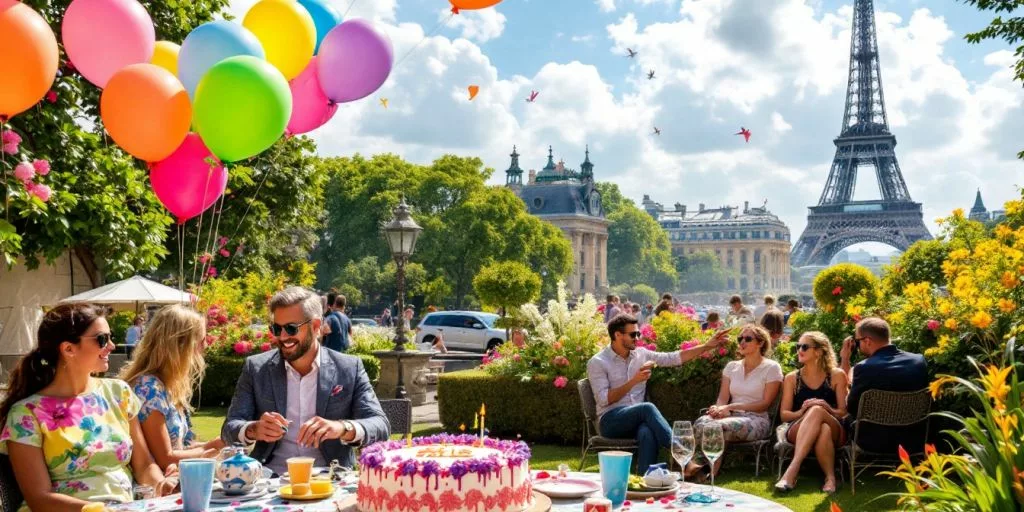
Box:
[197,191,227,296]
[177,223,185,292]
[189,162,216,286]
[343,0,361,18]
[1,119,8,223]
[220,150,276,277]
[394,13,455,70]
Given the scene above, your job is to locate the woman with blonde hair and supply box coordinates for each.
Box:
[775,331,848,494]
[119,304,224,471]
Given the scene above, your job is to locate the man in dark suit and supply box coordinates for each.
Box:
[222,287,390,474]
[841,317,929,454]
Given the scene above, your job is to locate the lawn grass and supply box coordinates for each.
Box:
[191,408,899,511]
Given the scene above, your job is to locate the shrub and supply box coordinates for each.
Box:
[812,263,879,312]
[108,311,135,345]
[349,325,414,355]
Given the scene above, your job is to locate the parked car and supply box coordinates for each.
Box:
[413,311,506,352]
[351,317,378,327]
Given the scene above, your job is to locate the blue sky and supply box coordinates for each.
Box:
[230,0,1024,255]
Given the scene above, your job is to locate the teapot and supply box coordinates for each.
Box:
[216,444,262,495]
[643,463,675,488]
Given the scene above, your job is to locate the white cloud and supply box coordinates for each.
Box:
[596,0,678,13]
[596,0,617,12]
[771,112,792,133]
[444,7,507,43]
[571,34,596,43]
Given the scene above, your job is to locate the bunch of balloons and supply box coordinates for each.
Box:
[1,0,393,223]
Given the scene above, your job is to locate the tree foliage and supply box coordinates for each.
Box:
[596,183,677,291]
[610,283,659,306]
[473,261,542,315]
[964,0,1024,157]
[676,251,729,293]
[331,255,427,308]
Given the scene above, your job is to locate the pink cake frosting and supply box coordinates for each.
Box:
[357,434,532,512]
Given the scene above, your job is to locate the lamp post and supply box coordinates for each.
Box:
[381,198,423,398]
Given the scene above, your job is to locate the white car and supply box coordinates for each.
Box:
[414,311,506,352]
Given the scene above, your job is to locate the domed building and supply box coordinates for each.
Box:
[506,146,609,295]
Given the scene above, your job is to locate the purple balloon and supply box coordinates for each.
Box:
[317,18,393,103]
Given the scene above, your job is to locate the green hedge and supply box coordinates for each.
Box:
[437,370,721,444]
[198,352,381,408]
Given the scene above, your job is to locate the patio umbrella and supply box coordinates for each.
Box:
[57,275,196,313]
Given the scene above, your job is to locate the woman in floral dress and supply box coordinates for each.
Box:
[119,304,224,471]
[0,303,178,511]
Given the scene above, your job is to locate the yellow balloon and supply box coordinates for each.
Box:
[243,0,316,81]
[150,41,180,77]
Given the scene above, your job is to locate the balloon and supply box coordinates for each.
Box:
[243,0,316,80]
[151,40,180,76]
[287,57,338,135]
[297,0,342,54]
[468,85,479,101]
[178,20,265,98]
[449,0,503,13]
[0,0,59,119]
[101,64,192,162]
[150,133,226,223]
[318,19,393,103]
[193,56,291,162]
[62,0,155,88]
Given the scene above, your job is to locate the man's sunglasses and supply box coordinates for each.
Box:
[627,331,642,339]
[270,319,313,337]
[81,333,114,347]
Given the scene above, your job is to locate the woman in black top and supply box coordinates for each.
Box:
[775,331,848,493]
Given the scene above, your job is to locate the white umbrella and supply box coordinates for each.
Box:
[58,275,196,312]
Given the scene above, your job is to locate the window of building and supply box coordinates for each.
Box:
[764,231,770,238]
[533,197,543,209]
[713,231,721,240]
[739,231,747,239]
[701,232,708,239]
[752,231,761,239]
[754,250,761,263]
[740,277,748,290]
[727,278,735,289]
[581,273,586,291]
[580,250,585,266]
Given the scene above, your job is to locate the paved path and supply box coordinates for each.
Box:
[412,390,440,425]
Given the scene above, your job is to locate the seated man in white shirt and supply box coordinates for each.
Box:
[586,313,727,473]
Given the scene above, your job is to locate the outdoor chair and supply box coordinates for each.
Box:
[705,393,781,477]
[0,454,22,512]
[380,398,413,438]
[773,418,846,484]
[577,378,639,471]
[843,388,931,494]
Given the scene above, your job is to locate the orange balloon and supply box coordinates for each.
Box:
[468,85,479,100]
[449,0,503,13]
[0,0,59,119]
[101,64,192,162]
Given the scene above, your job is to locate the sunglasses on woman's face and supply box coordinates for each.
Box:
[737,335,757,344]
[81,333,114,348]
[797,343,816,352]
[270,319,312,337]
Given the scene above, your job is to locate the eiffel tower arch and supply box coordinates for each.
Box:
[791,0,931,267]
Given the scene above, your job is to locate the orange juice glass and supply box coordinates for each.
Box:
[310,478,332,494]
[287,457,315,485]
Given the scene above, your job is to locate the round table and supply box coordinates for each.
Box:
[117,471,792,511]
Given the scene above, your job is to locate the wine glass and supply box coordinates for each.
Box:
[701,423,724,501]
[671,421,695,501]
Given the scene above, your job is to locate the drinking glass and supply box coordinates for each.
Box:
[671,421,695,483]
[179,458,216,512]
[701,423,725,501]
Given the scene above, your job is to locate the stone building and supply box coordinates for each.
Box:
[643,197,792,293]
[969,189,1006,223]
[506,146,609,295]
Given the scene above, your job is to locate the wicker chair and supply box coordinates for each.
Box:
[577,379,639,471]
[380,398,413,438]
[0,454,22,512]
[843,388,931,494]
[706,393,781,477]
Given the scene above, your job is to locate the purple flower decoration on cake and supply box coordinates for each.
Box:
[422,460,441,478]
[399,460,419,477]
[331,385,344,397]
[449,461,469,480]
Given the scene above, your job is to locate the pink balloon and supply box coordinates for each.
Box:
[287,57,338,135]
[62,0,156,88]
[150,133,227,223]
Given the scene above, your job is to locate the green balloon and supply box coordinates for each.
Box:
[193,55,292,162]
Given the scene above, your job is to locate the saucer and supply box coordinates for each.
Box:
[210,483,269,504]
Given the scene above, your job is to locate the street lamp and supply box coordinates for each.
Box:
[381,197,423,398]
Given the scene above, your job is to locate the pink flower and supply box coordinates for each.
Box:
[553,376,568,388]
[45,90,58,103]
[32,159,50,175]
[255,331,265,339]
[718,347,728,356]
[218,236,229,247]
[1,130,21,145]
[513,354,521,361]
[552,341,563,351]
[13,163,34,183]
[219,248,230,257]
[30,184,51,202]
[35,397,84,430]
[832,286,843,296]
[207,266,218,277]
[233,342,252,355]
[640,324,657,340]
[597,304,606,314]
[2,142,17,155]
[552,356,569,367]
[198,253,212,264]
[926,319,940,331]
[260,342,271,352]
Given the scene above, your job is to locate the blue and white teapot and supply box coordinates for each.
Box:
[643,463,676,488]
[216,444,262,495]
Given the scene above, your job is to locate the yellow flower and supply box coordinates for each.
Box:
[970,311,993,329]
[1001,271,1020,289]
[982,365,1013,408]
[937,335,951,348]
[938,301,954,316]
[993,413,1018,453]
[952,208,965,219]
[1006,199,1023,217]
[949,249,970,261]
[999,298,1016,313]
[929,376,956,399]
[944,318,958,330]
[996,224,1013,240]
[976,297,994,311]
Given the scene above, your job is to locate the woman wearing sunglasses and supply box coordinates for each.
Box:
[120,304,225,471]
[0,303,179,511]
[685,325,783,480]
[775,331,847,494]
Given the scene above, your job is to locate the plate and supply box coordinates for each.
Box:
[278,484,337,500]
[627,482,679,499]
[531,478,601,499]
[210,484,269,504]
[527,491,552,512]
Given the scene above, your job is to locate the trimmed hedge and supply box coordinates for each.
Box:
[437,369,721,444]
[197,352,381,407]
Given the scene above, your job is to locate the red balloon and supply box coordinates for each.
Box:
[150,133,226,223]
[449,0,503,13]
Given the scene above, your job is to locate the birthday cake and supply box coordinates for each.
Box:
[357,434,532,512]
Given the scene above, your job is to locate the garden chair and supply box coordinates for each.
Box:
[380,398,413,438]
[0,454,22,512]
[843,388,931,494]
[707,393,780,477]
[577,379,639,471]
[773,416,846,484]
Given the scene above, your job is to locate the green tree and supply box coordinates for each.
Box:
[610,283,658,306]
[473,261,542,317]
[676,251,729,292]
[596,183,677,291]
[964,0,1024,158]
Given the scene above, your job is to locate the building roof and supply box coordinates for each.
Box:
[519,183,603,217]
[970,189,987,215]
[644,196,789,230]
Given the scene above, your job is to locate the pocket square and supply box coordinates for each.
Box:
[331,385,344,397]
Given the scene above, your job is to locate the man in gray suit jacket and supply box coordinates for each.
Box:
[222,287,390,474]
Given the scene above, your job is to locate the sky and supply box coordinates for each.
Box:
[229,0,1024,256]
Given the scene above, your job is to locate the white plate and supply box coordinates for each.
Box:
[626,482,680,499]
[210,483,269,503]
[531,478,601,499]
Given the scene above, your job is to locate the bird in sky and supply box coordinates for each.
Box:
[735,127,752,142]
[652,126,661,136]
[380,97,389,109]
[526,90,539,103]
[647,69,656,80]
[627,48,638,58]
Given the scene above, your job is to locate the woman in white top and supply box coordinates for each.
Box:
[685,324,783,478]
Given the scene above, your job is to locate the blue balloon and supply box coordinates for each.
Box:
[178,20,265,98]
[298,0,343,54]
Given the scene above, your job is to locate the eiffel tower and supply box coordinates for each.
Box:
[791,0,931,267]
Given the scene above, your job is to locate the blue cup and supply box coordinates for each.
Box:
[180,458,216,512]
[598,451,632,507]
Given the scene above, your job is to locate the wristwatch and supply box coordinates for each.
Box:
[341,421,353,435]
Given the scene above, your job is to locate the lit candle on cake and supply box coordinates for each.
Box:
[406,432,413,447]
[479,403,486,441]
